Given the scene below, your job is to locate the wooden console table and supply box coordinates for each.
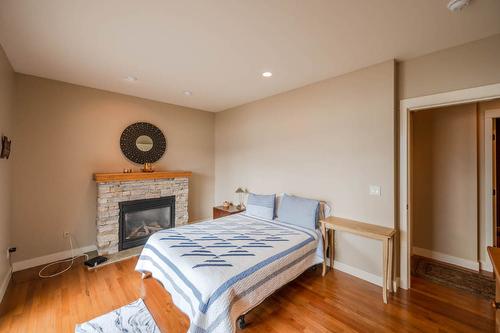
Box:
[487,247,500,304]
[487,246,500,330]
[320,216,396,304]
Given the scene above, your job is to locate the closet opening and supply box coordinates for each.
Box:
[409,99,500,299]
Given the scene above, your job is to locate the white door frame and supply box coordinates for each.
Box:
[399,83,500,290]
[484,108,500,269]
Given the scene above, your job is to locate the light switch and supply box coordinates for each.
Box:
[369,185,381,196]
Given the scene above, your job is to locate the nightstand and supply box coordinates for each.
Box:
[213,205,245,219]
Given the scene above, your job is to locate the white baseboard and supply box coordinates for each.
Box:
[413,247,480,271]
[0,267,12,303]
[330,260,383,287]
[12,245,97,272]
[480,259,493,273]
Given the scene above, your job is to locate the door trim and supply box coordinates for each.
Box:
[484,109,500,266]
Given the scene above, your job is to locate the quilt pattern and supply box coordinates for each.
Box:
[157,217,303,269]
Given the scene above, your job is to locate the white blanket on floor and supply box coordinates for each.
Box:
[135,213,322,333]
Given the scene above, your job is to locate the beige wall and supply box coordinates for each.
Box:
[0,44,14,287]
[213,35,500,279]
[11,75,215,262]
[412,104,478,261]
[215,60,395,277]
[4,32,500,278]
[399,34,500,269]
[399,34,500,100]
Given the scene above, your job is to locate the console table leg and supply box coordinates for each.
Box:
[382,238,388,304]
[388,236,393,293]
[329,229,335,269]
[322,222,327,277]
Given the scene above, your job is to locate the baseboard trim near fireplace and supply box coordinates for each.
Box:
[12,245,97,272]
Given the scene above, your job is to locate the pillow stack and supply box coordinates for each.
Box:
[245,192,320,230]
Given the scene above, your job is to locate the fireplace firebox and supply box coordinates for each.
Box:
[118,196,175,251]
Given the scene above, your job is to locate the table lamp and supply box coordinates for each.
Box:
[235,187,246,209]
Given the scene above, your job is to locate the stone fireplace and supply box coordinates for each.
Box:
[93,171,191,255]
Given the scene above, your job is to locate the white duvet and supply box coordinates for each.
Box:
[135,213,322,333]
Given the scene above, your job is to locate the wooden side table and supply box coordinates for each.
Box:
[320,216,396,304]
[487,246,500,328]
[213,205,245,219]
[488,246,500,306]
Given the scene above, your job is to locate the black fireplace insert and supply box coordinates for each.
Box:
[118,196,175,250]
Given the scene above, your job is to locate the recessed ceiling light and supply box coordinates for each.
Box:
[183,90,193,96]
[447,0,470,11]
[262,72,273,78]
[124,76,138,82]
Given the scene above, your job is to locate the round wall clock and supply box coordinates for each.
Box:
[120,122,167,165]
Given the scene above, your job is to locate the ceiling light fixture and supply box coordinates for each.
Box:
[183,90,193,96]
[124,76,138,82]
[262,72,273,78]
[447,0,470,11]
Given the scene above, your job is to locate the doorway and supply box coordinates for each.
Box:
[399,83,500,290]
[408,102,496,298]
[486,109,500,250]
[494,118,500,247]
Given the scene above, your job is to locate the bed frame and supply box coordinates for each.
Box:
[142,264,321,329]
[140,201,328,329]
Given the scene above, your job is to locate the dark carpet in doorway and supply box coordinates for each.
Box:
[412,255,495,299]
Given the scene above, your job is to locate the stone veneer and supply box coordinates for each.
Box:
[95,177,189,255]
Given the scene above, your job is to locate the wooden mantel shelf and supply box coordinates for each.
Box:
[93,171,192,182]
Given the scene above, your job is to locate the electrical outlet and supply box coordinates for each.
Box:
[63,231,70,238]
[369,185,381,196]
[6,247,16,259]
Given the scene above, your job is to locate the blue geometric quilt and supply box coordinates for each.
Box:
[136,213,321,333]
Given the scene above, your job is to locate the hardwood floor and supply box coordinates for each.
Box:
[0,257,495,332]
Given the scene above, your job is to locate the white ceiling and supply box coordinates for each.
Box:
[1,1,499,112]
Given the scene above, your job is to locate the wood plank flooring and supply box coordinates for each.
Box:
[0,257,495,332]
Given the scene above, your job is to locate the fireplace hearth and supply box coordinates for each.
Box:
[119,196,175,250]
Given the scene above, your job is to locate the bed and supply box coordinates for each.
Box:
[135,212,323,333]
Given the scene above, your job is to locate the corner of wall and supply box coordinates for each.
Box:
[0,42,15,303]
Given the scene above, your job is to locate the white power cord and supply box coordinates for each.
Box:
[38,234,89,278]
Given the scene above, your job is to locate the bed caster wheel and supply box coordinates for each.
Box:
[237,315,247,329]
